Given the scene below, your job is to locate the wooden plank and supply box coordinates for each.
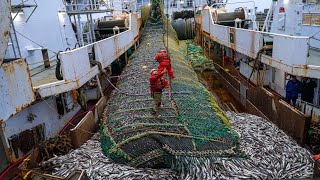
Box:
[70,111,95,148]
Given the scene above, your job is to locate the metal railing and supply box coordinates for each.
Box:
[64,0,113,12]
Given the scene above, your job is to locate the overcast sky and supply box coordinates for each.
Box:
[225,0,272,12]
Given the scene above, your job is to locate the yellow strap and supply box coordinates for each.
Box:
[23,170,32,179]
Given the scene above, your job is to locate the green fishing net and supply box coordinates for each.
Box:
[186,41,215,71]
[100,1,239,168]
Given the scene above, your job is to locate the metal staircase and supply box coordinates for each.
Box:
[8,16,22,58]
[64,0,113,13]
[262,1,276,32]
[11,0,38,22]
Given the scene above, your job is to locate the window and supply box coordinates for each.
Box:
[302,13,320,26]
[307,0,320,4]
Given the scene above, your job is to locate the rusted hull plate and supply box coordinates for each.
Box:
[0,1,10,64]
[0,59,35,122]
[261,54,320,79]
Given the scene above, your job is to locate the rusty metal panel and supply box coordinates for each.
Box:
[247,87,310,145]
[70,111,95,148]
[272,34,309,66]
[210,24,229,45]
[201,8,210,33]
[203,6,264,59]
[208,25,263,59]
[261,54,320,79]
[0,59,35,122]
[0,0,10,64]
[94,14,137,68]
[61,47,91,81]
[235,29,263,58]
[276,100,310,145]
[95,31,134,68]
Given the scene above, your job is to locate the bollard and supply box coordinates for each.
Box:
[41,48,50,68]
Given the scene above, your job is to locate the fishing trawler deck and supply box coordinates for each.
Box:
[1,0,320,179]
[30,61,58,87]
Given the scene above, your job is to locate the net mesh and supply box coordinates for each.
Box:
[100,2,240,168]
[186,40,215,71]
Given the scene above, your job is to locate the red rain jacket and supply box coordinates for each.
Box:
[150,71,169,94]
[155,52,171,64]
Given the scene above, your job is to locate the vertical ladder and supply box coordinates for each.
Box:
[262,1,276,32]
[9,15,22,58]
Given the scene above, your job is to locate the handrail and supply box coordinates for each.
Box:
[35,14,140,98]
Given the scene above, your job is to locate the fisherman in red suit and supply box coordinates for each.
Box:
[149,69,169,115]
[155,49,175,79]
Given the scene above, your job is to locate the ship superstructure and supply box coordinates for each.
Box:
[194,0,320,150]
[0,0,142,175]
[0,0,319,179]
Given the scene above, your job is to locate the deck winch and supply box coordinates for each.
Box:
[95,19,127,39]
[212,8,246,27]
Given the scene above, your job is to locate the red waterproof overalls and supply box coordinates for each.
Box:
[155,52,175,79]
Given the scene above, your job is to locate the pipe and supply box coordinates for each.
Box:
[59,104,97,135]
[0,154,29,179]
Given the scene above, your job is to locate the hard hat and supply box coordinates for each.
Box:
[150,69,158,75]
[160,49,167,53]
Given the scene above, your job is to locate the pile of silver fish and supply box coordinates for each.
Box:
[42,112,313,179]
[42,134,177,179]
[175,112,314,179]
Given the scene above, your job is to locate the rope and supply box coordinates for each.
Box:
[311,30,320,39]
[41,97,95,135]
[106,75,190,96]
[311,37,320,42]
[106,77,148,96]
[27,54,57,66]
[14,30,58,54]
[30,63,57,77]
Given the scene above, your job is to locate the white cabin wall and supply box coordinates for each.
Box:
[226,0,272,12]
[4,97,81,140]
[239,61,270,86]
[114,0,123,15]
[271,0,320,49]
[9,0,77,69]
[268,67,286,97]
